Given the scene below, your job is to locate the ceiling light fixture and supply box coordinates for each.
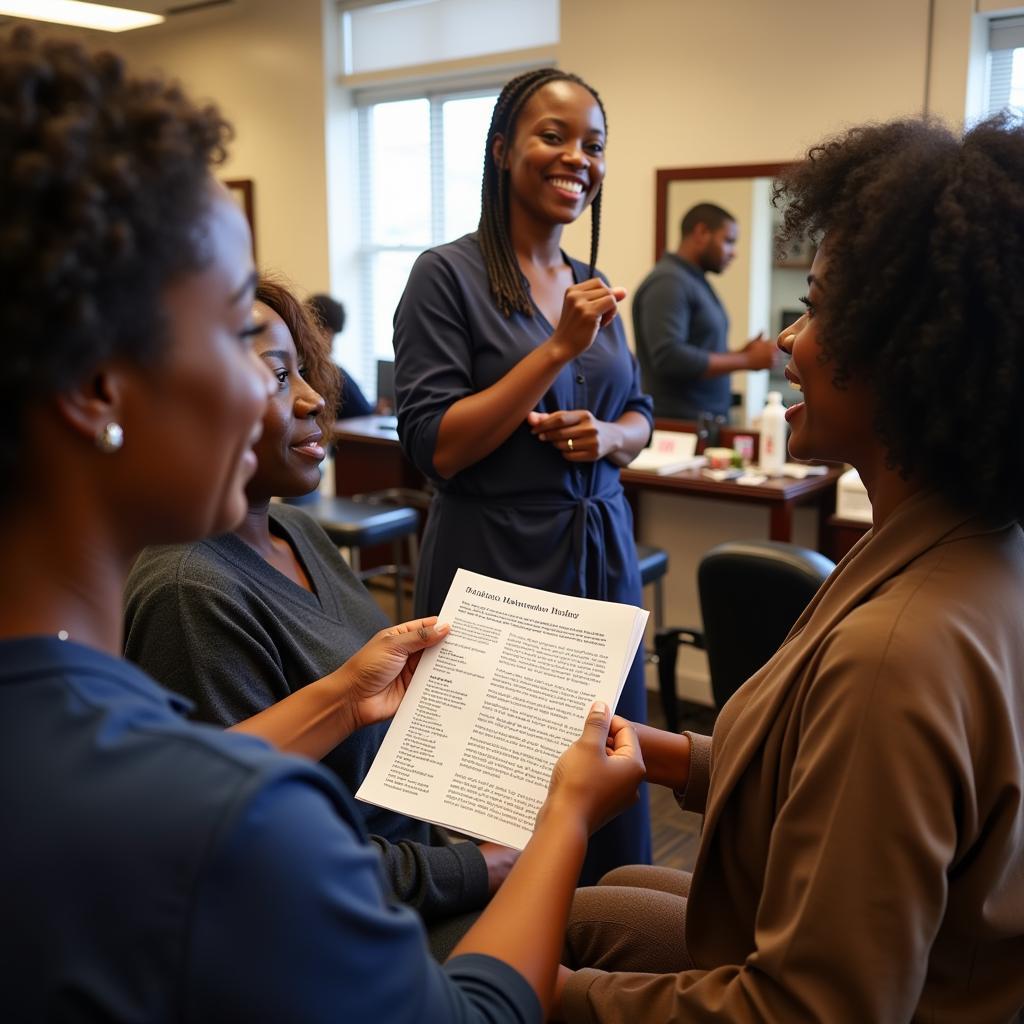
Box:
[0,1,165,32]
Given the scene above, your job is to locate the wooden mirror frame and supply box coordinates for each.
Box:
[654,162,792,262]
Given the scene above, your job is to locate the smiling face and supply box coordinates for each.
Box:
[113,184,273,543]
[777,244,876,467]
[496,80,606,229]
[247,301,327,502]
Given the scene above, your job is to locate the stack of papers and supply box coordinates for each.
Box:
[781,462,829,479]
[357,570,648,850]
[630,431,706,475]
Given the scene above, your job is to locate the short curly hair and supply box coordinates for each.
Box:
[775,114,1024,523]
[255,275,338,438]
[0,27,231,490]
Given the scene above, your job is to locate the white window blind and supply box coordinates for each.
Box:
[986,16,1024,115]
[355,87,498,394]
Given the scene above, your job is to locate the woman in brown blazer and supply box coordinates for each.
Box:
[558,115,1024,1023]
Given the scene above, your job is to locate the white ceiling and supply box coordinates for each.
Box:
[0,0,247,36]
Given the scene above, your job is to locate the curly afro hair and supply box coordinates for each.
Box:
[775,114,1024,523]
[0,27,232,489]
[255,274,338,439]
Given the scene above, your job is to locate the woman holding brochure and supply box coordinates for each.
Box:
[556,117,1024,1022]
[394,68,654,884]
[0,28,644,1021]
[125,275,517,957]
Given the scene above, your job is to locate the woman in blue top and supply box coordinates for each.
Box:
[394,69,654,883]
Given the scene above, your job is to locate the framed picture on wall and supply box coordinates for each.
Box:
[223,178,256,261]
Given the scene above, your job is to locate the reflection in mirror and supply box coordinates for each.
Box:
[653,164,813,426]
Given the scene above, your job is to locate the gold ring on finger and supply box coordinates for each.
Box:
[567,438,574,451]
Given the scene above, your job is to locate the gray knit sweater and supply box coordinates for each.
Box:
[123,503,487,923]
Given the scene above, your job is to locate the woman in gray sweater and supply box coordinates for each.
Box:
[124,275,516,953]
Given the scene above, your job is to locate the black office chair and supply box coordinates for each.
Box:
[654,540,835,731]
[303,494,420,621]
[376,359,395,413]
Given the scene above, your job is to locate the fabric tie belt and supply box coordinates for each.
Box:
[438,489,623,600]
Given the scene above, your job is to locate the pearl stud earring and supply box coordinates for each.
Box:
[96,422,124,453]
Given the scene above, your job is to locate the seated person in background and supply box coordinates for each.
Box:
[307,291,374,419]
[557,115,1024,1022]
[124,274,517,958]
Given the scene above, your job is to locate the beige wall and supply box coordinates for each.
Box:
[114,0,332,295]
[558,0,980,317]
[106,0,992,703]
[556,0,983,701]
[103,0,985,331]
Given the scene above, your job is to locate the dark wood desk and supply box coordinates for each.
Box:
[332,416,424,496]
[621,465,844,548]
[334,416,843,551]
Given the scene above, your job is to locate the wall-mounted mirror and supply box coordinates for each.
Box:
[654,163,810,426]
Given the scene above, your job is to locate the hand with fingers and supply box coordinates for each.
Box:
[548,278,627,362]
[478,842,521,896]
[744,332,779,370]
[333,617,450,730]
[540,701,646,838]
[527,408,623,462]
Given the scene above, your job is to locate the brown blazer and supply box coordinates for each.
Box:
[566,491,1024,1022]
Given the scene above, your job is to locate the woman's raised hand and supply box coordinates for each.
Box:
[333,618,450,731]
[540,703,645,838]
[549,279,627,361]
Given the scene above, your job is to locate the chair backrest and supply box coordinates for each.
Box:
[698,539,835,709]
[376,359,395,405]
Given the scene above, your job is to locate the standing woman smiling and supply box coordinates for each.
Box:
[394,69,654,883]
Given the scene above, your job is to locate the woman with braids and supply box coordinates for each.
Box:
[0,28,644,1021]
[556,115,1024,1023]
[393,68,654,883]
[123,274,518,959]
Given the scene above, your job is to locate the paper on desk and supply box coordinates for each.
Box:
[629,430,705,474]
[356,569,648,850]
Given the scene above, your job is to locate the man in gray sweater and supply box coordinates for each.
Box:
[633,202,776,421]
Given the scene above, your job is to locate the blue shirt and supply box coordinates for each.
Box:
[0,637,539,1023]
[393,232,654,884]
[394,233,654,612]
[337,365,374,419]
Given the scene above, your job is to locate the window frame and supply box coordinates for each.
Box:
[984,14,1024,117]
[352,81,504,393]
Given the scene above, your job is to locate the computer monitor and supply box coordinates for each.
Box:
[376,360,395,412]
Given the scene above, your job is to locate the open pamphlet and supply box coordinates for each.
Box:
[356,569,649,850]
[628,430,706,475]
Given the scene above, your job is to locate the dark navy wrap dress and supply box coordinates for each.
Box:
[393,233,653,882]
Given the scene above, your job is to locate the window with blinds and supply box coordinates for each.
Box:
[986,15,1024,116]
[339,0,559,400]
[355,88,498,373]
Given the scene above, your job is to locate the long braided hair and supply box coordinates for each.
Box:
[478,68,606,317]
